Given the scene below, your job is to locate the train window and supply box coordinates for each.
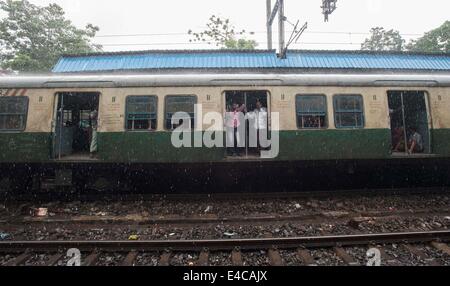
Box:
[333,95,365,128]
[0,97,28,131]
[125,96,157,131]
[296,95,328,129]
[165,95,197,130]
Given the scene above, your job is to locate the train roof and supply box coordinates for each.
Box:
[52,50,450,73]
[1,73,450,88]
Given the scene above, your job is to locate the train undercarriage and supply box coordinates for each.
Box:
[1,157,450,195]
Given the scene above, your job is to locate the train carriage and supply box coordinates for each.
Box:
[0,50,450,192]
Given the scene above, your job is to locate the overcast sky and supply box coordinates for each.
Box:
[24,0,450,51]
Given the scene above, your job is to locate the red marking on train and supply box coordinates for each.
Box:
[19,89,27,96]
[11,89,19,96]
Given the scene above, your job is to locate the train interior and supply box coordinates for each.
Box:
[225,90,269,159]
[388,91,431,155]
[53,92,100,160]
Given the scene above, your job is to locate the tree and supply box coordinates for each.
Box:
[188,15,257,49]
[361,27,405,52]
[0,0,101,72]
[407,21,450,53]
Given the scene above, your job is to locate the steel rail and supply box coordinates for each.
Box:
[1,231,449,253]
[4,208,449,226]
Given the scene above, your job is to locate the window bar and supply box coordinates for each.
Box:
[244,92,248,158]
[400,92,408,155]
[58,94,64,160]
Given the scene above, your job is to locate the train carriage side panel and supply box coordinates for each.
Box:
[429,87,450,156]
[273,86,392,161]
[0,88,54,163]
[96,86,225,163]
[2,81,449,165]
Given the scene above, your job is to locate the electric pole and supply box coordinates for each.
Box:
[278,0,285,55]
[266,0,338,58]
[266,0,273,50]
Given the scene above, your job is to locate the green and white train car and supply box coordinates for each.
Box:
[0,50,449,191]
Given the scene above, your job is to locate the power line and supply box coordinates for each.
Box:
[95,30,423,38]
[96,32,188,38]
[96,41,363,47]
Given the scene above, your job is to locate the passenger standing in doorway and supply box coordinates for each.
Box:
[408,127,424,154]
[248,100,268,151]
[89,110,98,158]
[225,102,246,156]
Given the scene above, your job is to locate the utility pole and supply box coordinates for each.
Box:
[266,0,273,50]
[267,0,284,55]
[278,0,285,55]
[266,1,338,57]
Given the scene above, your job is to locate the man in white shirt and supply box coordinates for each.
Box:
[248,100,268,151]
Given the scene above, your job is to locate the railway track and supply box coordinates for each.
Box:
[2,208,449,227]
[1,231,449,266]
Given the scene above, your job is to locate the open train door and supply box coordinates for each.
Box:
[388,91,431,155]
[224,90,270,159]
[52,92,100,160]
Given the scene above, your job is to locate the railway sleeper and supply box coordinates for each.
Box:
[45,253,65,266]
[159,250,171,266]
[121,251,138,266]
[196,249,210,266]
[5,252,30,266]
[431,242,450,256]
[268,248,284,266]
[333,247,360,266]
[402,244,441,266]
[82,251,100,266]
[296,248,317,266]
[231,248,243,266]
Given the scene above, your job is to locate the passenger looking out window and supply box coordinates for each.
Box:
[408,127,424,154]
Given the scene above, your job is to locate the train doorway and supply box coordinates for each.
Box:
[224,90,269,159]
[387,91,431,155]
[53,92,100,160]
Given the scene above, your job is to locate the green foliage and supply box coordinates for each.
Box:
[362,22,450,53]
[361,27,405,52]
[188,15,257,50]
[407,21,450,53]
[0,0,101,72]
